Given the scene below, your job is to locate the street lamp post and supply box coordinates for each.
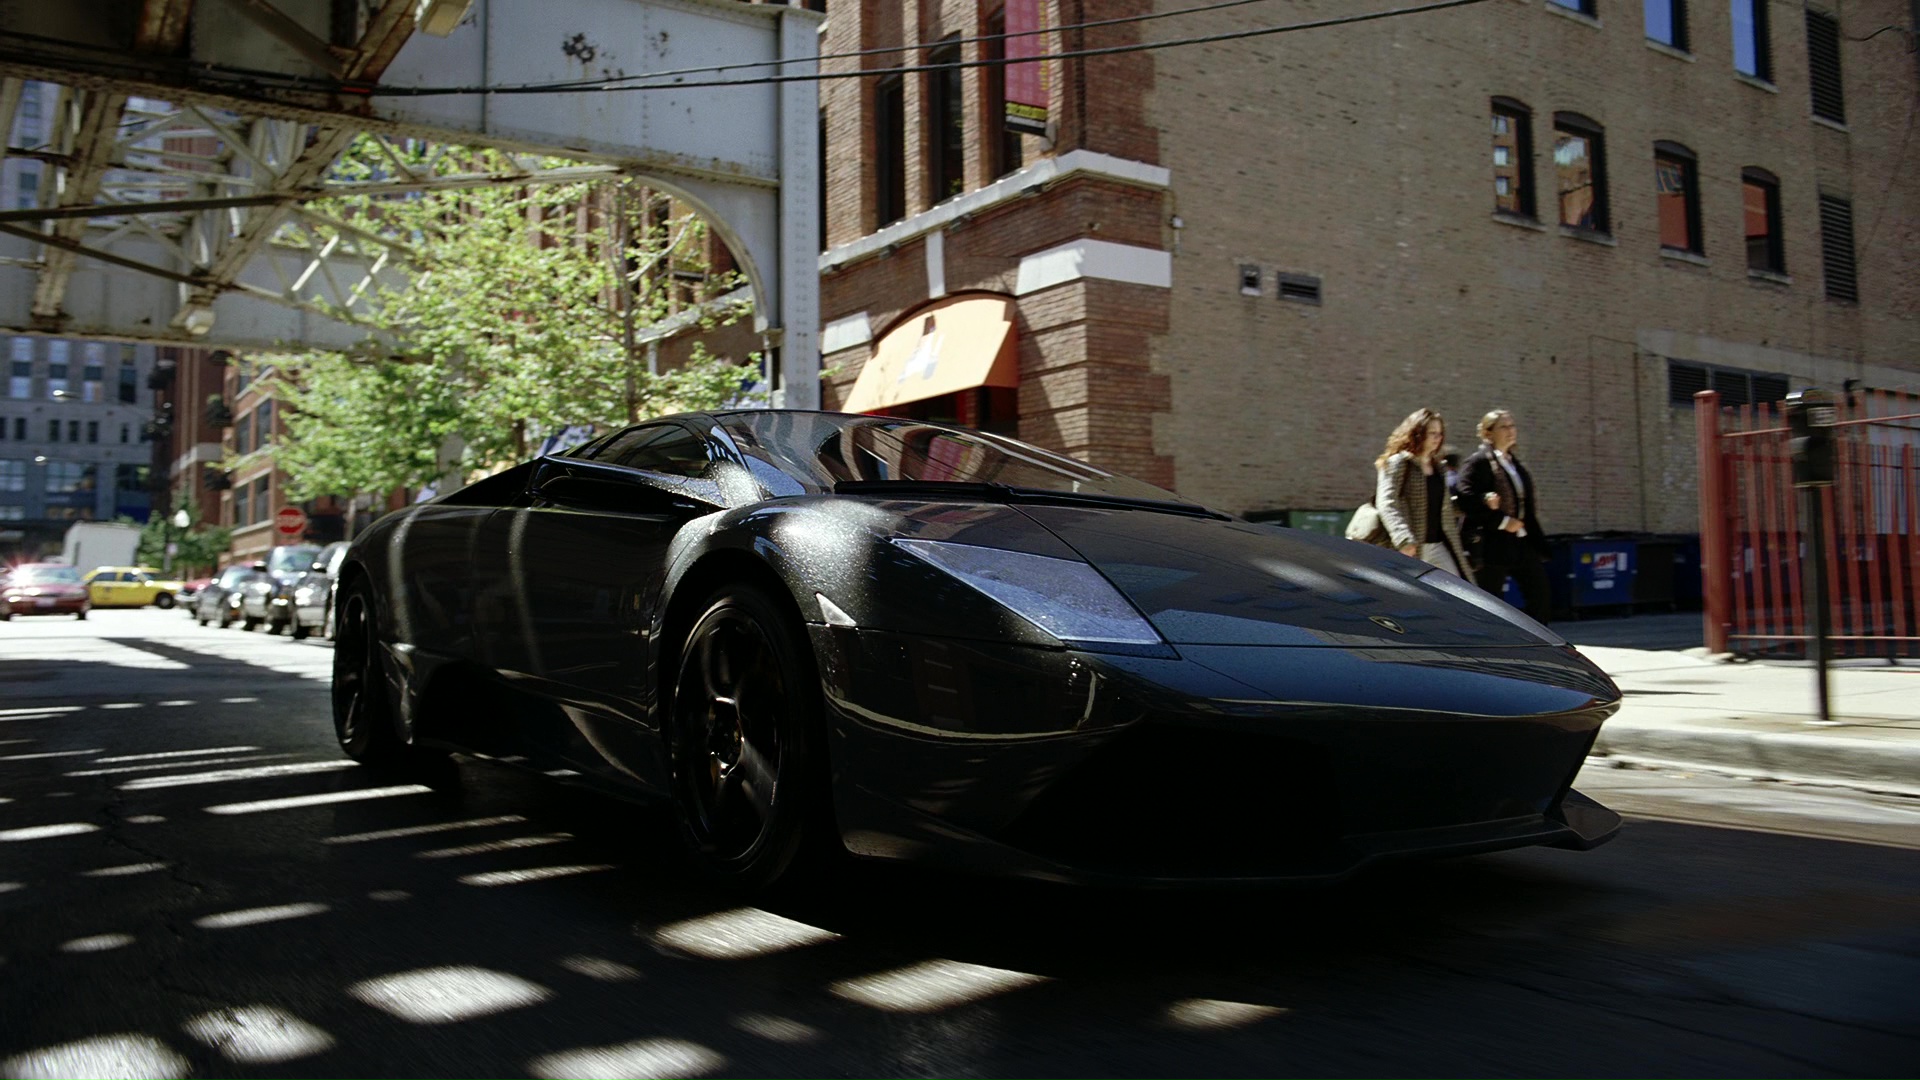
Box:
[164,507,190,574]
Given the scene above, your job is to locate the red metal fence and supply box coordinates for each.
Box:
[1697,387,1920,659]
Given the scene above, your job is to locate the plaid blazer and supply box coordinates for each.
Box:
[1376,451,1465,565]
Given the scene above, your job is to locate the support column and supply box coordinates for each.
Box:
[776,7,822,409]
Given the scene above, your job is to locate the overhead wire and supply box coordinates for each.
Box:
[0,0,1492,100]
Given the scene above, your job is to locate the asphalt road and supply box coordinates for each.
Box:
[2,609,1916,1077]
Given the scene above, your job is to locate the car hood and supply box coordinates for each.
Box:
[1017,506,1562,649]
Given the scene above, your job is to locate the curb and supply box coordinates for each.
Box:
[1592,723,1920,797]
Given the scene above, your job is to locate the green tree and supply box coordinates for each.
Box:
[132,504,232,578]
[265,142,760,500]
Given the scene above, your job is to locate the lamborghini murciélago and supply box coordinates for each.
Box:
[333,410,1622,888]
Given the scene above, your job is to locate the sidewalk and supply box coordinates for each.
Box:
[1559,613,1920,796]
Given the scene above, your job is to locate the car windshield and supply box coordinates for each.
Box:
[12,565,82,585]
[267,546,322,576]
[715,412,1187,504]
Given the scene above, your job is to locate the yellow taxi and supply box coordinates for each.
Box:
[82,566,186,609]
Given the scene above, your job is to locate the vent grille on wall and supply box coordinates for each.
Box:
[1806,12,1845,124]
[1277,273,1322,305]
[1818,194,1858,303]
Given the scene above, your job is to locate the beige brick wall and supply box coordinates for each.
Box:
[1148,0,1917,530]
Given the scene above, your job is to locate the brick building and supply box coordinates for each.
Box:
[815,0,1919,534]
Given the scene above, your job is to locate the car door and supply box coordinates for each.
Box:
[84,571,113,606]
[501,422,726,780]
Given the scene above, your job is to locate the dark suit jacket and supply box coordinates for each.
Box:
[1452,441,1548,568]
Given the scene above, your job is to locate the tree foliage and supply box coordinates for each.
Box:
[265,141,761,500]
[132,505,232,578]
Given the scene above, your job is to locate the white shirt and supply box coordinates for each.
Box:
[1494,449,1527,537]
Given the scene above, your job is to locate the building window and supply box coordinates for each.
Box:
[8,360,29,399]
[986,6,1024,179]
[118,362,137,403]
[925,37,965,204]
[1549,0,1595,15]
[67,419,79,443]
[46,340,68,399]
[252,476,271,519]
[234,483,250,527]
[1553,113,1609,234]
[14,171,36,210]
[12,418,24,441]
[1491,98,1535,219]
[1654,142,1702,254]
[254,399,273,448]
[1644,0,1688,49]
[48,418,59,442]
[875,74,906,228]
[0,460,23,492]
[1818,194,1858,302]
[120,424,129,443]
[82,362,103,403]
[45,462,95,494]
[1742,168,1784,273]
[86,420,99,444]
[1806,11,1845,123]
[1731,0,1771,81]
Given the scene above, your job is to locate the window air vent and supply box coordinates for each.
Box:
[1818,194,1858,303]
[1667,361,1708,405]
[1806,12,1845,124]
[1277,273,1322,305]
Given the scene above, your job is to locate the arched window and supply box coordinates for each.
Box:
[1740,167,1783,273]
[1654,140,1702,254]
[1491,97,1536,219]
[1552,112,1609,234]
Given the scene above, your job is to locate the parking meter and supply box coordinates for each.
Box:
[1785,388,1836,488]
[1784,387,1837,721]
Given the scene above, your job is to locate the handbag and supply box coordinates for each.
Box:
[1344,499,1391,547]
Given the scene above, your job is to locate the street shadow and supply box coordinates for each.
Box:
[3,656,1917,1077]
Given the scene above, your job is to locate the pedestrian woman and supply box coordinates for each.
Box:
[1454,408,1552,622]
[1374,408,1467,576]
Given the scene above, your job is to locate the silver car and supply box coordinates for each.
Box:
[287,540,349,640]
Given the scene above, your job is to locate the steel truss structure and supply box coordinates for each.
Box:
[0,0,822,405]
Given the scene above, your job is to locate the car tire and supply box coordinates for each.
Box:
[76,608,87,621]
[666,583,833,891]
[242,616,259,631]
[290,611,311,640]
[267,617,284,636]
[332,580,405,765]
[155,593,175,610]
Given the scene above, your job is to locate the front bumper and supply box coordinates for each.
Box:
[3,594,88,615]
[812,626,1620,885]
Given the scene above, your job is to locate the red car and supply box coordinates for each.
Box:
[1,563,92,620]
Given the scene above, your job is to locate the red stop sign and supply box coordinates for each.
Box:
[274,506,308,537]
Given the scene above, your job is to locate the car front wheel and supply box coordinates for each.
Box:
[332,582,402,764]
[154,593,175,609]
[666,583,831,891]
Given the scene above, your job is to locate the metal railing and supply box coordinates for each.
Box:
[1696,387,1920,659]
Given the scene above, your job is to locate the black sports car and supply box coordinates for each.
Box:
[334,410,1622,888]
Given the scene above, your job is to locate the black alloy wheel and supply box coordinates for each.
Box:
[331,581,401,764]
[667,584,827,890]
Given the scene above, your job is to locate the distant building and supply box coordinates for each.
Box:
[816,0,1919,532]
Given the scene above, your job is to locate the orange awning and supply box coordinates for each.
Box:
[841,293,1018,414]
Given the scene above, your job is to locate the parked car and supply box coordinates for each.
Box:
[2,563,91,620]
[176,577,215,609]
[286,541,349,640]
[193,563,268,628]
[238,544,324,634]
[83,566,185,608]
[334,410,1624,891]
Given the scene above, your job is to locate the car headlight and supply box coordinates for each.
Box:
[293,586,317,604]
[892,539,1163,647]
[1418,567,1563,644]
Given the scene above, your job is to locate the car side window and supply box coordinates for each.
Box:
[592,424,714,480]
